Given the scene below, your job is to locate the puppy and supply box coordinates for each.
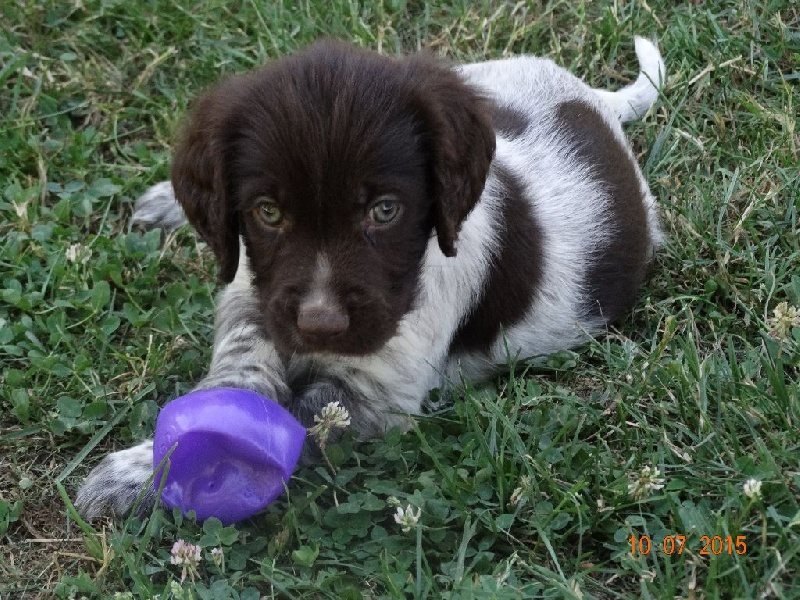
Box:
[76,38,665,518]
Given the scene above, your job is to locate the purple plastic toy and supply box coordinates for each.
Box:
[152,388,306,524]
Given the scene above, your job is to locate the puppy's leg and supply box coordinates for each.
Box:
[193,257,291,403]
[76,256,291,519]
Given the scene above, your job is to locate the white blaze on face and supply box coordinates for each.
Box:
[301,253,336,310]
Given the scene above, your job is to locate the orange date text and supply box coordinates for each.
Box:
[628,534,747,556]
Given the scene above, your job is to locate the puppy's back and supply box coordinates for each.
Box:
[443,42,664,380]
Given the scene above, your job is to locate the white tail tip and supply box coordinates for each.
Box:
[594,37,666,122]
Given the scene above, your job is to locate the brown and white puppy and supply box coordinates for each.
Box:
[76,38,665,518]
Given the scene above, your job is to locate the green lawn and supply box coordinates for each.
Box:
[1,1,798,598]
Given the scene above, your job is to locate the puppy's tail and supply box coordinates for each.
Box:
[593,37,665,122]
[131,181,187,232]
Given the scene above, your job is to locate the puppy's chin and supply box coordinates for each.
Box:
[282,332,392,357]
[271,327,396,357]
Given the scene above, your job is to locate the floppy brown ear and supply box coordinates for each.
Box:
[405,55,496,257]
[171,80,242,282]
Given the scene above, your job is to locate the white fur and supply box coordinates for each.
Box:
[593,37,666,122]
[300,253,336,311]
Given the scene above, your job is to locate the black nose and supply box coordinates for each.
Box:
[296,305,350,335]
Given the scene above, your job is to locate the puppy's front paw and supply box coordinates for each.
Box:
[293,378,405,442]
[75,440,156,519]
[289,381,356,464]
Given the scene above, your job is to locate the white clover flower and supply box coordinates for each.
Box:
[767,302,800,341]
[170,539,202,583]
[627,465,665,500]
[66,242,91,264]
[308,401,351,449]
[319,400,351,428]
[743,478,762,500]
[170,539,201,566]
[393,504,422,533]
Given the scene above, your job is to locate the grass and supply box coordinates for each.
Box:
[1,0,798,597]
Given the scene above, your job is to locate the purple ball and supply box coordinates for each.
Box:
[152,388,306,524]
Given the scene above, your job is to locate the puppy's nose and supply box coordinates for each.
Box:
[297,304,350,335]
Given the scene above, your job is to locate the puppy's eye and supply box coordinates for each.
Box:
[254,199,283,226]
[367,198,401,225]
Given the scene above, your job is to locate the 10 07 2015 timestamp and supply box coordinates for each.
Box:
[629,534,747,556]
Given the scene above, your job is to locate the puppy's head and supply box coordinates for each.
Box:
[172,40,495,355]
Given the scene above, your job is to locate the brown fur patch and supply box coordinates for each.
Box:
[450,165,543,353]
[490,103,529,140]
[555,100,651,322]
